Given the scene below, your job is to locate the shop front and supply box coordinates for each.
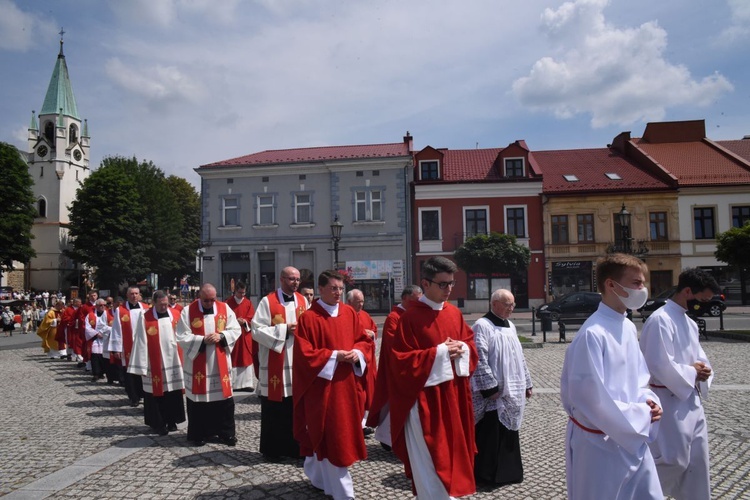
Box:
[345,260,404,314]
[548,260,593,300]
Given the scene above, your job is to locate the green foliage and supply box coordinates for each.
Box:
[715,222,750,271]
[453,232,531,276]
[164,175,201,287]
[0,142,37,271]
[67,156,200,292]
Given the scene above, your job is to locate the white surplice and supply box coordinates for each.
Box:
[128,309,185,394]
[109,303,148,365]
[560,302,662,500]
[175,303,241,402]
[640,299,713,499]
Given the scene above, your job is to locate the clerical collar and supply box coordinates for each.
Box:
[318,300,339,317]
[484,311,510,328]
[419,295,444,311]
[397,303,406,311]
[156,310,170,319]
[279,289,295,303]
[128,302,140,309]
[96,310,104,318]
[200,305,214,316]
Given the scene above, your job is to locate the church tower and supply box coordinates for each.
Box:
[26,30,90,291]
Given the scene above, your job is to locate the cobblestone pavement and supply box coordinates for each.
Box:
[2,335,749,499]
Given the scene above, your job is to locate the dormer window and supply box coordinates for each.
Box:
[419,160,440,180]
[504,158,524,177]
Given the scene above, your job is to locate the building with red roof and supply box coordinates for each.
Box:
[412,140,546,311]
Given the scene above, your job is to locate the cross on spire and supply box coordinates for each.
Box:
[58,27,65,56]
[59,27,65,40]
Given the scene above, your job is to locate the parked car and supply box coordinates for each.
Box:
[536,292,602,322]
[638,287,726,319]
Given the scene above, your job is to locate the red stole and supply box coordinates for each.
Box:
[118,303,147,366]
[143,309,179,397]
[266,290,307,402]
[188,301,232,398]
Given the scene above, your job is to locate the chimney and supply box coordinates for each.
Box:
[403,131,413,152]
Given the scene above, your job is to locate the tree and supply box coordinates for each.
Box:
[67,162,152,292]
[715,223,750,304]
[163,175,201,288]
[453,232,531,276]
[0,142,37,271]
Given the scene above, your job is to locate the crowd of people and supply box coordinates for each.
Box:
[28,253,717,499]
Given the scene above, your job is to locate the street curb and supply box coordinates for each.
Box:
[706,331,750,342]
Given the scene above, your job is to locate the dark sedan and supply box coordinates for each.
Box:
[638,287,726,319]
[536,291,602,322]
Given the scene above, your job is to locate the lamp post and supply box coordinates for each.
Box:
[330,215,344,270]
[617,203,632,254]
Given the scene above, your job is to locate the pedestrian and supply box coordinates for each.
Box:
[128,290,186,436]
[22,304,33,334]
[110,287,150,401]
[84,299,114,382]
[346,288,378,437]
[251,266,308,462]
[293,270,374,499]
[176,283,242,447]
[2,306,14,336]
[366,285,422,451]
[560,253,663,500]
[471,288,533,486]
[226,281,256,392]
[640,268,718,499]
[388,256,478,499]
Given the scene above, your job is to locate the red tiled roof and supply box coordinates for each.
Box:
[716,139,750,164]
[534,148,671,193]
[441,148,503,181]
[202,142,410,168]
[633,139,750,186]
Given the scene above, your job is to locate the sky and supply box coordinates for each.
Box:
[1,0,748,187]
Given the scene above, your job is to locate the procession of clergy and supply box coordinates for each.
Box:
[35,254,716,500]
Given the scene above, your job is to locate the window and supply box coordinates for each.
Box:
[506,207,526,237]
[504,158,524,177]
[577,214,595,242]
[37,198,47,218]
[295,194,311,224]
[258,252,276,297]
[420,209,440,240]
[732,206,750,228]
[551,215,569,244]
[563,175,579,182]
[222,196,239,226]
[649,212,668,241]
[354,190,382,221]
[69,124,78,145]
[257,195,275,225]
[420,160,439,180]
[44,122,54,143]
[694,207,715,239]
[464,208,488,238]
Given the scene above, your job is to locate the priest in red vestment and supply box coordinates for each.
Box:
[226,281,256,391]
[346,288,378,437]
[77,291,98,369]
[294,270,374,500]
[366,284,422,449]
[388,257,478,499]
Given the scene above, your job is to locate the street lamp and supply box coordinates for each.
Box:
[330,215,344,270]
[617,203,632,254]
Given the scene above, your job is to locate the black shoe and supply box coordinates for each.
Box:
[363,426,375,437]
[190,439,206,447]
[263,454,283,463]
[77,362,85,368]
[220,436,237,447]
[167,423,178,432]
[66,354,72,361]
[380,442,392,452]
[156,427,168,436]
[129,400,139,407]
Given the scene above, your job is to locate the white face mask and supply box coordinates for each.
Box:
[612,281,649,310]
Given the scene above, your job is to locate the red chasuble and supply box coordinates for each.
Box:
[356,309,378,411]
[387,301,478,497]
[293,302,373,468]
[226,296,255,369]
[365,305,404,428]
[187,301,232,398]
[142,308,179,397]
[266,291,306,402]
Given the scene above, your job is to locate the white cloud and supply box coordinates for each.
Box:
[0,0,57,51]
[104,58,204,107]
[513,0,734,127]
[718,0,750,42]
[108,0,240,27]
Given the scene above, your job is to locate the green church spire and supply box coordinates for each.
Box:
[40,29,80,120]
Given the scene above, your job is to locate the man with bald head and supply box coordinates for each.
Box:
[251,266,309,462]
[471,288,533,486]
[176,283,242,446]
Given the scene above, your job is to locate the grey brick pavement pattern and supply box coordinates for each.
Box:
[1,337,748,499]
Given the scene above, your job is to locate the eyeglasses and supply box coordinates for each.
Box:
[498,302,516,308]
[326,286,345,293]
[283,277,301,282]
[425,279,456,289]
